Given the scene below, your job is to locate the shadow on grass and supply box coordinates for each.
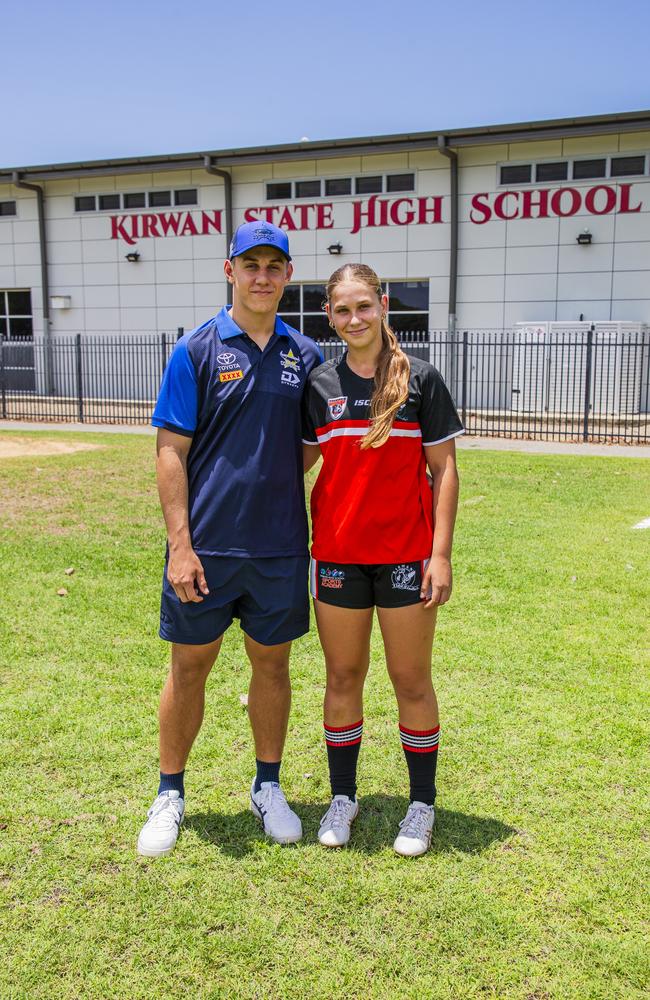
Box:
[185,794,516,857]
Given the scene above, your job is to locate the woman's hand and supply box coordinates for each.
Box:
[421,554,452,608]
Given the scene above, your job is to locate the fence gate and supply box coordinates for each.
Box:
[0,290,35,391]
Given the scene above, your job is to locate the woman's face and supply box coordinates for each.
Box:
[326,279,388,352]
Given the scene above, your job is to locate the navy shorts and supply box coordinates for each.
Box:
[160,555,310,646]
[310,558,429,609]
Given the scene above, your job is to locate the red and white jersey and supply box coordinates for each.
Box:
[302,353,464,563]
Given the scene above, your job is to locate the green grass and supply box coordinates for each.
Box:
[1,430,648,999]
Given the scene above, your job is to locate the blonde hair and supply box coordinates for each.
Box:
[326,263,410,449]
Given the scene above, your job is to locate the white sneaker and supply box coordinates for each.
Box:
[137,790,185,857]
[393,801,435,857]
[250,780,302,844]
[318,795,359,848]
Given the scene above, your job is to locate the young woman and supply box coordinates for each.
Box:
[302,264,463,857]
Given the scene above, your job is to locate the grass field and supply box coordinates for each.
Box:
[1,430,648,1000]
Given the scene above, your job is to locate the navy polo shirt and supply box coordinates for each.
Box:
[152,307,322,558]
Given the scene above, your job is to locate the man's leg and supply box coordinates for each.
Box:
[244,633,302,844]
[137,637,221,857]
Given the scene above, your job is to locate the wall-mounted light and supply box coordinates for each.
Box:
[327,243,343,255]
[576,230,592,246]
[125,251,141,262]
[50,295,72,310]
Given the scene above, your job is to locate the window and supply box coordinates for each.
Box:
[386,173,415,193]
[266,182,292,200]
[279,283,329,340]
[355,175,383,194]
[535,161,568,182]
[500,164,532,185]
[74,195,96,212]
[325,178,351,196]
[174,188,198,206]
[123,192,146,209]
[0,289,33,341]
[98,194,120,211]
[572,159,606,180]
[149,191,171,207]
[0,201,17,216]
[385,280,429,335]
[295,179,321,198]
[610,155,646,177]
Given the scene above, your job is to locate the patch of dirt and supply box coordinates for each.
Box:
[0,436,103,459]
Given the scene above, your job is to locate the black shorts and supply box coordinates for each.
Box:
[310,558,429,609]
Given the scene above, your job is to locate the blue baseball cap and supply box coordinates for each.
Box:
[229,221,291,261]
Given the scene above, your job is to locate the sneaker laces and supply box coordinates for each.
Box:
[257,783,293,817]
[147,794,182,828]
[399,803,432,839]
[321,798,352,830]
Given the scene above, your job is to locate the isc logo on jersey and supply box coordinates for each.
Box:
[327,396,347,420]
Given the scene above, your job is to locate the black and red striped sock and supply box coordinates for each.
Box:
[324,719,363,800]
[399,723,440,806]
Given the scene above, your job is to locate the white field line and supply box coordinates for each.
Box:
[631,517,650,530]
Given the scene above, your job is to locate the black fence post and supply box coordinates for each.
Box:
[75,333,84,423]
[582,325,594,442]
[0,338,6,419]
[461,331,469,427]
[177,327,184,341]
[161,332,168,377]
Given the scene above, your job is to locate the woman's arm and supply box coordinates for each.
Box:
[303,442,321,473]
[421,440,460,608]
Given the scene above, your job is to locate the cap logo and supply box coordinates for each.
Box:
[254,226,275,241]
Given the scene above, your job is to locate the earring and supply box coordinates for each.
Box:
[328,321,335,330]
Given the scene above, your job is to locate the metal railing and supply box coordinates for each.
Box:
[0,327,648,442]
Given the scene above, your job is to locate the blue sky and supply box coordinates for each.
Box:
[3,0,649,168]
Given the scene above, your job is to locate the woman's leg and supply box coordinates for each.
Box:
[377,603,440,806]
[314,601,373,800]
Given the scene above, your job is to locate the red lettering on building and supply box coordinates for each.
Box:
[584,186,617,215]
[316,203,334,229]
[619,183,642,213]
[141,214,160,238]
[111,210,222,242]
[494,191,519,221]
[470,193,491,224]
[549,188,581,217]
[201,210,222,234]
[417,196,443,224]
[521,189,549,219]
[158,213,182,237]
[390,198,415,225]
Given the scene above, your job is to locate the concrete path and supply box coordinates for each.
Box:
[1,421,649,457]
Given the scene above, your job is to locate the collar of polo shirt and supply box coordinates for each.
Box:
[216,306,290,341]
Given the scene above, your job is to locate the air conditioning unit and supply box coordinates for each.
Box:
[512,323,549,412]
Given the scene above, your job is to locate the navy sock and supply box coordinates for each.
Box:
[158,769,185,798]
[325,719,363,800]
[399,724,440,806]
[254,759,281,792]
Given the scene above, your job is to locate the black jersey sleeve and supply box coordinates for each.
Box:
[418,365,464,446]
[301,376,320,445]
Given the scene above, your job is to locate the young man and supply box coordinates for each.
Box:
[137,222,322,856]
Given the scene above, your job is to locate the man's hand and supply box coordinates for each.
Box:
[421,554,452,608]
[167,545,209,603]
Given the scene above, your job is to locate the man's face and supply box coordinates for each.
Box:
[224,248,293,315]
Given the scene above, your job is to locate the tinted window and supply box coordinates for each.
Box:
[389,313,429,334]
[500,164,532,184]
[325,178,352,196]
[98,194,120,210]
[74,195,96,212]
[8,316,33,340]
[0,201,17,216]
[279,285,301,312]
[303,284,327,312]
[267,182,292,199]
[535,161,568,182]
[123,192,146,209]
[302,314,330,340]
[149,191,171,207]
[295,180,321,198]
[8,290,32,314]
[572,159,606,180]
[388,281,429,312]
[355,176,383,194]
[610,155,646,177]
[386,173,415,192]
[175,188,198,205]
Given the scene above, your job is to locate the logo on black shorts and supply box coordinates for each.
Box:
[327,396,347,420]
[391,564,419,591]
[320,567,345,589]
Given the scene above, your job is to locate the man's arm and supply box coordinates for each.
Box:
[421,440,460,608]
[156,428,209,604]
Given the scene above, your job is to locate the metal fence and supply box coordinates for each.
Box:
[1,327,648,442]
